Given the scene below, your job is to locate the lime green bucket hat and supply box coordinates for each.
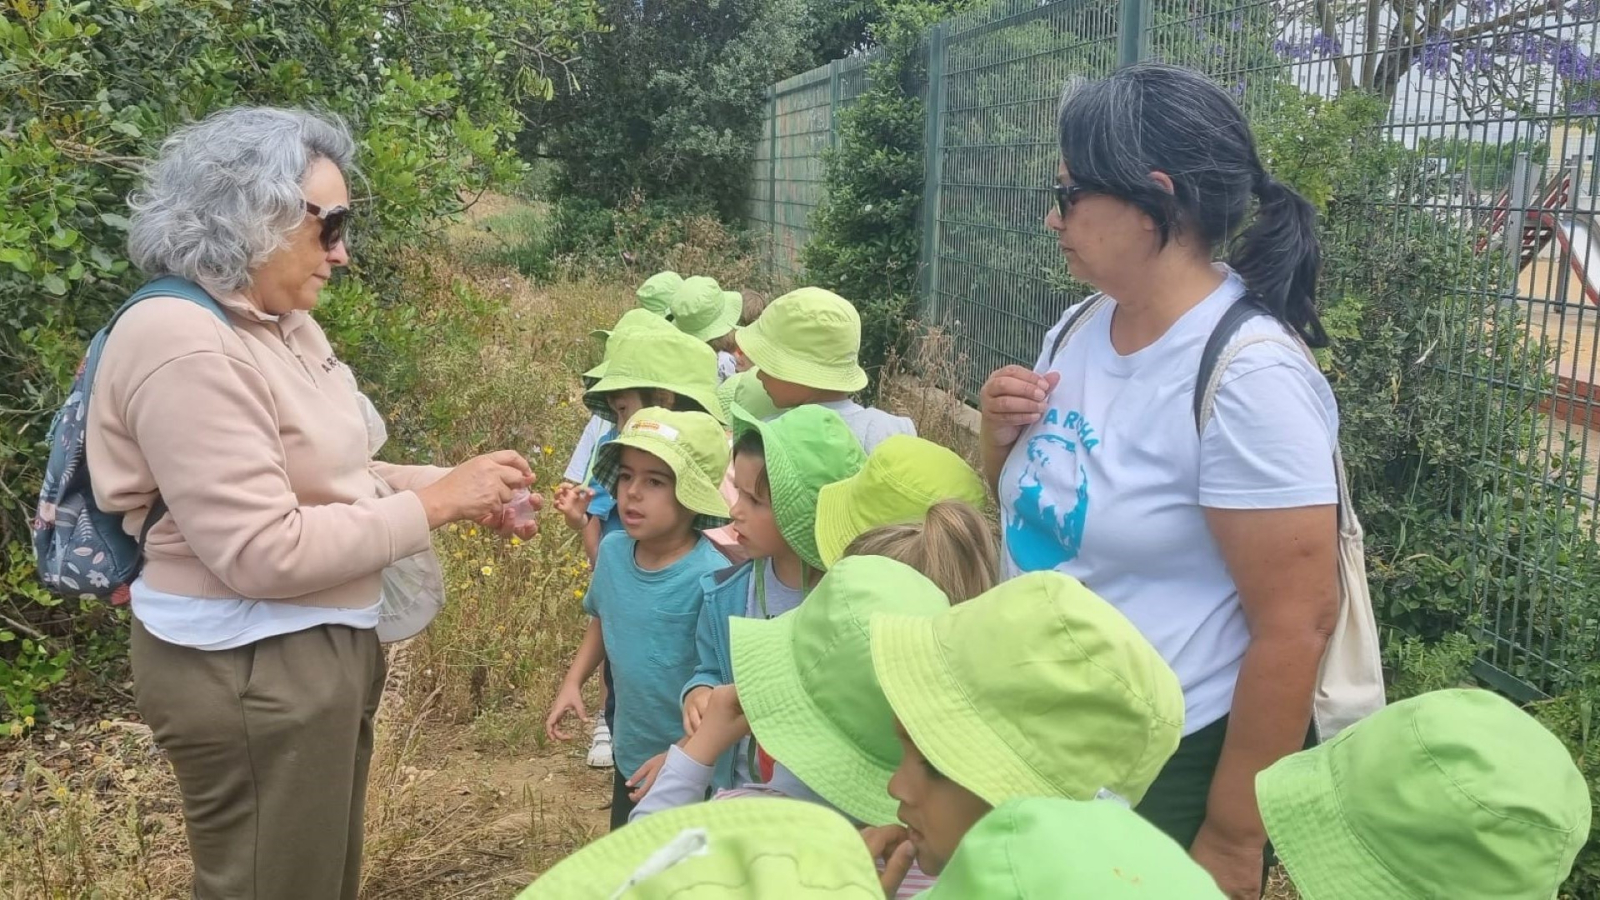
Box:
[636,270,682,317]
[730,556,949,826]
[1257,688,1591,900]
[925,798,1224,899]
[585,328,727,424]
[814,435,988,568]
[671,276,742,342]
[716,367,779,422]
[584,308,677,384]
[735,287,868,393]
[730,403,866,571]
[871,571,1184,808]
[518,796,883,900]
[592,408,731,531]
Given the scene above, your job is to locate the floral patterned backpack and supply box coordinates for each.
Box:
[32,276,227,602]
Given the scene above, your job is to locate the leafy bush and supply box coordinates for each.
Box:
[0,0,598,733]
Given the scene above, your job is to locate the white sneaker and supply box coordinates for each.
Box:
[586,721,614,769]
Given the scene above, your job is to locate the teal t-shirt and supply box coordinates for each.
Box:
[583,530,727,777]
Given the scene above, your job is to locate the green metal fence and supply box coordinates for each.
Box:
[748,0,1600,699]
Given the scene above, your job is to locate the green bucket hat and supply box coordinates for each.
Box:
[672,276,742,342]
[735,287,868,393]
[583,308,676,383]
[585,328,727,424]
[814,435,988,568]
[1257,688,1591,900]
[716,367,779,423]
[636,270,682,317]
[870,571,1184,808]
[730,555,949,826]
[925,798,1224,899]
[592,408,732,531]
[518,796,883,900]
[730,403,866,571]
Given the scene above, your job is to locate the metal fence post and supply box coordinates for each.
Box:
[1117,0,1151,67]
[920,23,948,322]
[828,59,842,152]
[767,86,778,272]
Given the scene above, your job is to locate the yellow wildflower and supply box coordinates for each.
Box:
[542,445,554,456]
[448,523,458,533]
[510,536,522,547]
[572,589,582,599]
[24,715,34,727]
[481,565,494,577]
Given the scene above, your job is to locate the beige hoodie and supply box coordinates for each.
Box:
[87,289,448,609]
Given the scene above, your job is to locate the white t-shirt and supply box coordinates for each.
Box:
[563,414,609,483]
[717,351,738,384]
[816,399,917,453]
[997,272,1339,734]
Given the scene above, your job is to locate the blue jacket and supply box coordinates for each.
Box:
[682,560,756,788]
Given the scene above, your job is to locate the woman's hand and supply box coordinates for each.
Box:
[478,489,543,541]
[1189,820,1264,899]
[860,825,915,898]
[417,451,533,529]
[978,366,1059,451]
[545,681,589,743]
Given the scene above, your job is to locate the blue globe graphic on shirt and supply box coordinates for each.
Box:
[1005,432,1090,571]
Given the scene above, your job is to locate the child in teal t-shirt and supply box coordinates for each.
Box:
[545,407,732,830]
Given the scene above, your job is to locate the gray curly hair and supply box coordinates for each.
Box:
[127,107,356,295]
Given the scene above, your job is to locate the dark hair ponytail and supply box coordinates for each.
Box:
[1058,63,1327,347]
[1232,176,1327,347]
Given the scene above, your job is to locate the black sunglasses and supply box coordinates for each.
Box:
[302,200,350,251]
[1052,182,1092,218]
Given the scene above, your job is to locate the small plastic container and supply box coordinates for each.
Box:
[507,489,541,529]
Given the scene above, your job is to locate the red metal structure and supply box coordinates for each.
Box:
[1477,166,1600,307]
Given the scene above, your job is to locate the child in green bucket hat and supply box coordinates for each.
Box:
[1257,688,1591,900]
[868,570,1185,877]
[736,287,915,451]
[546,408,732,829]
[920,797,1223,899]
[814,434,989,569]
[677,404,866,783]
[670,276,743,381]
[635,270,681,318]
[518,796,884,899]
[630,555,949,897]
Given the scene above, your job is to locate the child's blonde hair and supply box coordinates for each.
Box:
[738,290,768,326]
[839,500,998,603]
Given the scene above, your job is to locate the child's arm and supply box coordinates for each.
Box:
[629,744,715,822]
[545,617,605,742]
[581,514,603,566]
[680,599,724,735]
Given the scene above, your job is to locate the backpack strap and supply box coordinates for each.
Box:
[88,277,229,550]
[1194,297,1354,531]
[1046,294,1112,366]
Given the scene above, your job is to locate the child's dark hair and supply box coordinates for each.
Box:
[616,387,704,415]
[1056,63,1326,347]
[732,429,769,494]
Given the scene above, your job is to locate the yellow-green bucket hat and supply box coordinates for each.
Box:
[517,796,883,899]
[871,571,1183,808]
[1257,688,1591,900]
[672,276,742,342]
[925,798,1224,898]
[735,287,868,393]
[636,270,682,317]
[583,308,677,384]
[814,435,988,568]
[716,367,779,422]
[592,408,731,531]
[585,328,727,424]
[730,556,949,826]
[730,403,866,571]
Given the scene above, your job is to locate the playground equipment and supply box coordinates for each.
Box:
[1477,163,1600,307]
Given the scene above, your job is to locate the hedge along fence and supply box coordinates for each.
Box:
[0,0,599,732]
[754,5,1600,873]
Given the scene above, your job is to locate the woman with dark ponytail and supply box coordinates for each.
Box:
[978,64,1340,897]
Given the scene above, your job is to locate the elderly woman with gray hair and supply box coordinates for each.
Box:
[85,107,534,898]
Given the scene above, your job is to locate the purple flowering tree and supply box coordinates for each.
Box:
[1273,0,1600,117]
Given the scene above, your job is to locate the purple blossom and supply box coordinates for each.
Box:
[1567,97,1600,115]
[1460,44,1495,73]
[1566,0,1600,17]
[1420,32,1454,76]
[1309,30,1343,57]
[1231,80,1247,98]
[1228,18,1243,32]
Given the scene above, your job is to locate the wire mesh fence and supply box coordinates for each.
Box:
[747,0,1600,698]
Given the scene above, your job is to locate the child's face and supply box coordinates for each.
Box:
[615,447,695,542]
[607,390,649,429]
[886,718,992,876]
[730,451,785,560]
[755,369,818,409]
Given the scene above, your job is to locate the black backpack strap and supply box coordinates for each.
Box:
[1047,294,1111,365]
[1193,297,1271,432]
